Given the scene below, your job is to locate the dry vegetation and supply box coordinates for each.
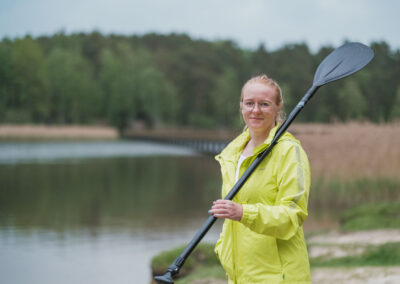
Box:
[290,122,400,180]
[0,124,118,140]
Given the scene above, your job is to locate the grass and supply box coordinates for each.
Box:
[339,202,400,231]
[151,243,223,281]
[175,266,226,284]
[310,178,400,210]
[311,242,400,267]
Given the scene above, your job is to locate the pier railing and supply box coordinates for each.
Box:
[124,128,238,155]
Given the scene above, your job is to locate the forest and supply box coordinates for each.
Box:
[0,31,399,132]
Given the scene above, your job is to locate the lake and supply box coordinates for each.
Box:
[0,141,337,284]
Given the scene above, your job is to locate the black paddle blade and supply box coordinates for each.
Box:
[313,42,374,87]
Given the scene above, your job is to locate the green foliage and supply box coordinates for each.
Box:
[340,202,400,231]
[1,33,400,130]
[211,67,242,128]
[46,47,101,123]
[10,36,49,122]
[311,242,400,267]
[390,87,400,120]
[151,243,221,279]
[175,265,226,283]
[337,80,367,121]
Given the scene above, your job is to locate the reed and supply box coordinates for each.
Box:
[289,122,400,209]
[291,122,400,180]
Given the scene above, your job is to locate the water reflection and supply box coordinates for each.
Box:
[0,141,195,164]
[0,142,222,283]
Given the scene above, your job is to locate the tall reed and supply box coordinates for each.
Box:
[289,122,400,209]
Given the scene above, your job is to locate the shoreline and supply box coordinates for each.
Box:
[0,124,118,140]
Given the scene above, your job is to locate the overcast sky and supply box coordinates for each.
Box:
[1,0,399,52]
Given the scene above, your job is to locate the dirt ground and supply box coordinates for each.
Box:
[311,267,400,284]
[308,229,400,259]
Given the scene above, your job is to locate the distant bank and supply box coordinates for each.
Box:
[0,124,239,142]
[0,124,118,140]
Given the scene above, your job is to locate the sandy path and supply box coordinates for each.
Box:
[311,267,400,284]
[308,229,400,259]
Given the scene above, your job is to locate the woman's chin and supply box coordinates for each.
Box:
[249,125,270,133]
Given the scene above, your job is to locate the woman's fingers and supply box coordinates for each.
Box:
[209,200,243,221]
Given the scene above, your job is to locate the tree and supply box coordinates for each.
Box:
[211,67,241,129]
[336,80,367,121]
[10,36,49,122]
[99,43,178,133]
[0,40,13,122]
[46,47,101,124]
[390,87,400,121]
[362,42,398,122]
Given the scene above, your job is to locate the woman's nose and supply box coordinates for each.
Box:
[252,103,261,112]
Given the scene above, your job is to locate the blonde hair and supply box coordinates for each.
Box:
[240,74,285,125]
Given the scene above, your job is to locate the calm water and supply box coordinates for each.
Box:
[0,141,225,284]
[0,141,336,284]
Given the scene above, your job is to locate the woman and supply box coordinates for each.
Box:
[210,75,311,283]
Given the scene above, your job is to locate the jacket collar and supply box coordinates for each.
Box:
[218,124,280,162]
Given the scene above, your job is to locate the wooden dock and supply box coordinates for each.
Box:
[124,127,239,155]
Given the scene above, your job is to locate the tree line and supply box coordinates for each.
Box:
[0,31,399,133]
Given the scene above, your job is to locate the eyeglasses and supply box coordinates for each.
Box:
[242,101,272,111]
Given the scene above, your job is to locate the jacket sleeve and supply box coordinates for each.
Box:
[239,142,310,240]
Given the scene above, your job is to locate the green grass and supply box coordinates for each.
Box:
[340,202,400,231]
[310,178,400,209]
[311,242,400,267]
[151,243,223,280]
[175,265,226,284]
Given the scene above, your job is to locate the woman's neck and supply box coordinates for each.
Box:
[243,126,273,156]
[250,124,273,146]
[248,132,268,148]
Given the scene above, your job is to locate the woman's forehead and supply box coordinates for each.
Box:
[242,83,276,100]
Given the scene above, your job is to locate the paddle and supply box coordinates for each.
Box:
[154,42,374,284]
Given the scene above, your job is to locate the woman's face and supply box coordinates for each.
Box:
[241,82,281,136]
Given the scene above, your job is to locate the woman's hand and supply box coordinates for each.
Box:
[209,199,243,221]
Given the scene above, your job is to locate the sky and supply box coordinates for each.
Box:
[1,0,399,52]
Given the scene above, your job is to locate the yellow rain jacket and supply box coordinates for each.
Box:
[215,125,311,283]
